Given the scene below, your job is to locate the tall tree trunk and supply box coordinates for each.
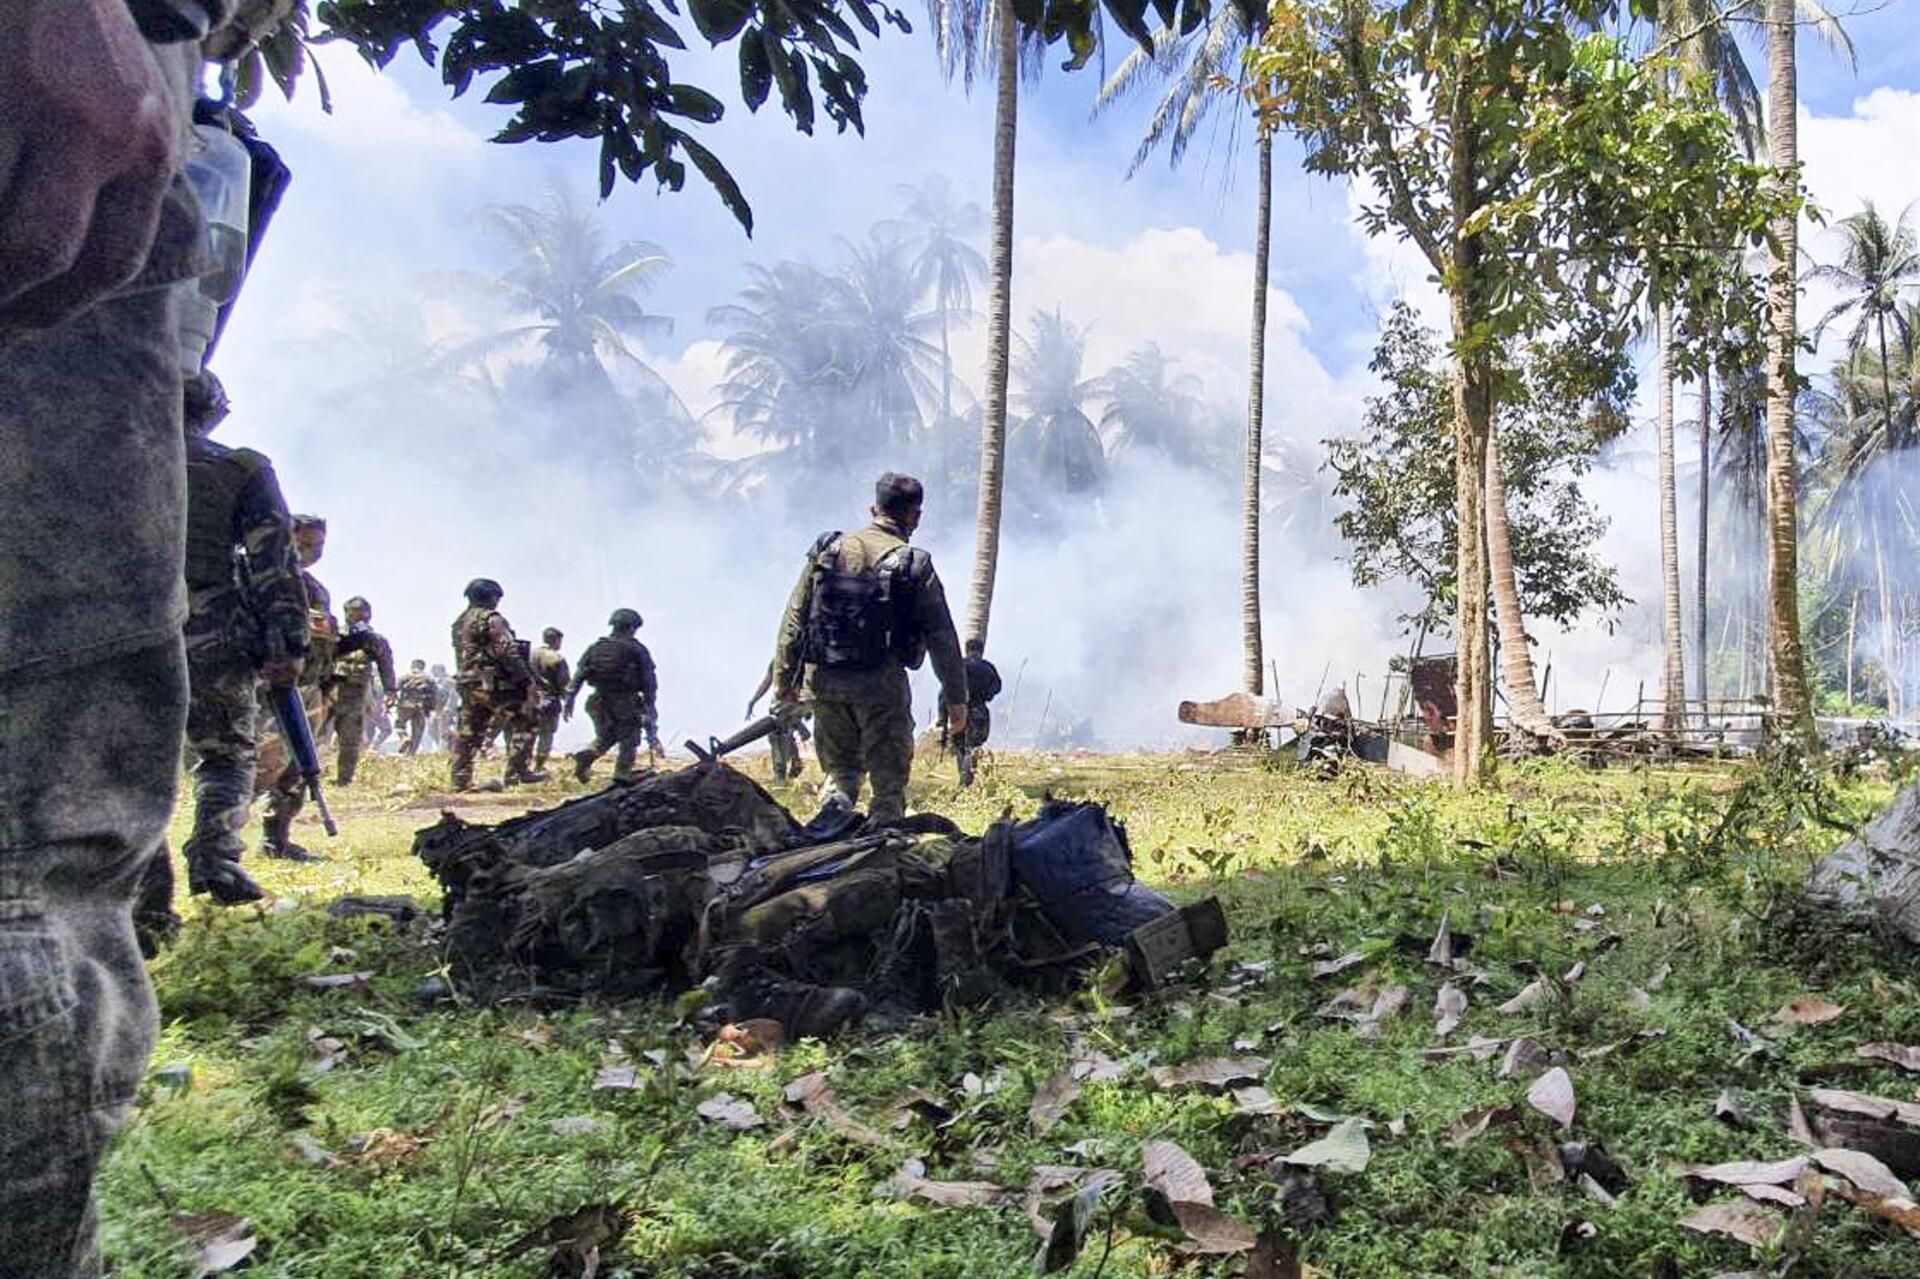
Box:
[939,305,953,425]
[1846,586,1858,705]
[1451,328,1495,784]
[963,0,1019,650]
[1696,367,1711,705]
[1763,0,1814,739]
[1485,424,1559,740]
[1656,306,1687,734]
[1242,134,1273,697]
[1875,522,1899,717]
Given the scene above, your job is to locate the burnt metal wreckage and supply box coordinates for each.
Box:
[1182,651,1911,774]
[411,762,1226,1037]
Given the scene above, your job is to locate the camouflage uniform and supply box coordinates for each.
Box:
[257,567,336,854]
[0,6,284,1271]
[567,634,657,782]
[175,426,309,892]
[329,623,395,785]
[429,666,455,751]
[395,669,441,755]
[531,642,571,770]
[946,654,1003,786]
[773,517,966,823]
[451,606,538,789]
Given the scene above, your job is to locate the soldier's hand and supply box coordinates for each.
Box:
[946,703,969,738]
[260,655,303,688]
[0,0,183,331]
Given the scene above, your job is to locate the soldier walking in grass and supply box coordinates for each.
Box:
[395,659,441,754]
[532,626,570,772]
[329,595,395,786]
[770,473,967,824]
[450,578,546,790]
[567,609,657,783]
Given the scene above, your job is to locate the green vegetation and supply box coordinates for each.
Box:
[103,750,1920,1277]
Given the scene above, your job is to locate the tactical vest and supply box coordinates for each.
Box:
[803,532,931,672]
[334,647,373,689]
[182,444,268,592]
[454,606,522,688]
[397,675,438,710]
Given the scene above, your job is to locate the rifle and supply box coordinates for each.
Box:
[685,714,781,764]
[265,681,339,837]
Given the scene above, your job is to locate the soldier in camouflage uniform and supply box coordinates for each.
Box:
[450,578,545,790]
[531,627,570,772]
[772,474,968,824]
[428,662,455,751]
[567,609,657,783]
[747,660,811,781]
[328,595,396,786]
[255,514,336,860]
[395,659,441,755]
[0,4,293,1273]
[169,374,308,912]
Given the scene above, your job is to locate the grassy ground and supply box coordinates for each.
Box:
[99,744,1920,1277]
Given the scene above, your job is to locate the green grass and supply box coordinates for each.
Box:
[99,746,1920,1277]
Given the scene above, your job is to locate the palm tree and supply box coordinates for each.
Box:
[830,229,947,450]
[1013,308,1107,499]
[1806,204,1919,714]
[1097,343,1210,469]
[1096,0,1270,697]
[895,176,988,426]
[709,260,847,474]
[927,0,1029,650]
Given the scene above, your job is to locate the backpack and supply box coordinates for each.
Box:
[803,532,929,672]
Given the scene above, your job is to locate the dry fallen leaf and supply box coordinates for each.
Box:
[695,1093,764,1131]
[592,1063,642,1091]
[1811,1147,1910,1200]
[1434,983,1468,1038]
[1142,1139,1214,1206]
[1828,1183,1920,1239]
[1499,1037,1553,1081]
[171,1210,257,1276]
[889,1158,1004,1208]
[1029,1071,1081,1136]
[1312,950,1369,979]
[1355,986,1410,1039]
[1680,1201,1784,1250]
[1680,1157,1809,1187]
[1808,1087,1920,1127]
[1168,1200,1259,1255]
[1148,1057,1270,1091]
[1448,1105,1520,1147]
[1233,1086,1283,1117]
[346,1128,428,1165]
[302,971,372,991]
[1737,1182,1808,1209]
[1498,979,1548,1015]
[1857,1043,1920,1073]
[1280,1118,1371,1174]
[783,1071,893,1147]
[1428,911,1454,965]
[1775,997,1847,1027]
[1527,1067,1577,1130]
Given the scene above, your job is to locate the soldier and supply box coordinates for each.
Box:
[0,4,293,1271]
[256,513,337,860]
[747,661,811,781]
[567,609,658,783]
[329,595,396,786]
[450,578,545,790]
[428,662,455,751]
[159,373,309,917]
[771,473,968,824]
[941,637,1003,786]
[531,626,571,772]
[395,659,442,755]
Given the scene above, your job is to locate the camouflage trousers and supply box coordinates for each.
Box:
[257,681,327,847]
[812,694,916,824]
[1,644,182,1279]
[580,691,647,781]
[396,706,430,755]
[182,651,259,869]
[331,680,373,785]
[534,700,562,769]
[451,685,536,789]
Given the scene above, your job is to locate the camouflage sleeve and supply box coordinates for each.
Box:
[638,644,658,704]
[236,461,310,663]
[489,614,532,683]
[772,556,814,696]
[373,633,397,694]
[565,648,588,700]
[916,563,968,709]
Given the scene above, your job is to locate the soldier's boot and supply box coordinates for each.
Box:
[133,850,184,957]
[719,950,868,1040]
[506,769,549,786]
[572,750,595,784]
[956,746,976,788]
[259,811,324,863]
[186,850,266,905]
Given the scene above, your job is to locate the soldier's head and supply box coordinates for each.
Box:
[182,371,230,436]
[464,578,504,607]
[431,663,448,678]
[344,596,372,625]
[608,608,642,636]
[873,472,925,535]
[411,659,426,673]
[542,627,563,648]
[292,515,327,567]
[965,637,985,658]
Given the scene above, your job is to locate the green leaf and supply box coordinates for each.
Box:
[680,135,755,235]
[664,83,726,124]
[687,0,753,44]
[738,33,773,111]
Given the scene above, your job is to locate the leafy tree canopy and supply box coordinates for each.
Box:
[249,0,1216,233]
[1325,303,1630,634]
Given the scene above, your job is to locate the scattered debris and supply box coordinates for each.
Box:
[1449,1105,1520,1147]
[1807,779,1920,943]
[1679,1201,1783,1250]
[1526,1067,1577,1130]
[1499,1038,1554,1080]
[1497,979,1549,1015]
[1141,1139,1214,1206]
[1147,1057,1269,1091]
[888,1158,1004,1208]
[1774,996,1847,1028]
[1279,1119,1371,1174]
[783,1071,894,1147]
[1434,982,1468,1038]
[499,1203,630,1278]
[1311,951,1369,979]
[695,1093,765,1131]
[170,1210,257,1275]
[1029,1071,1081,1136]
[1857,1042,1920,1072]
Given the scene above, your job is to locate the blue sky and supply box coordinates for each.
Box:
[214,4,1920,744]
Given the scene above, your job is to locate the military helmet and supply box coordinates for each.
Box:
[345,595,371,615]
[182,370,230,435]
[465,577,504,604]
[608,608,642,630]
